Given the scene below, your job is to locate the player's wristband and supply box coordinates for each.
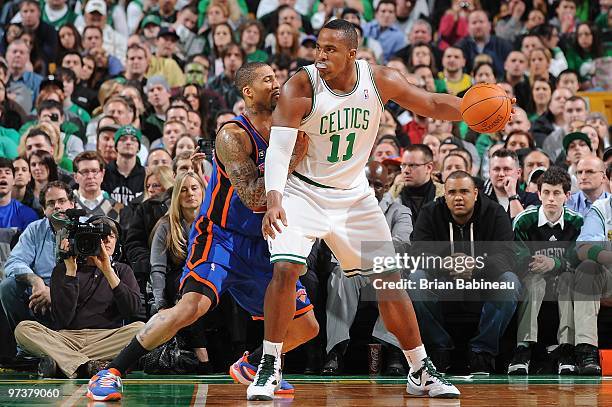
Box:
[265,126,299,194]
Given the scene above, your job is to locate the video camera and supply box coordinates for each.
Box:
[55,209,112,261]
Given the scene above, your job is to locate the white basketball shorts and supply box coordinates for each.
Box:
[267,174,396,276]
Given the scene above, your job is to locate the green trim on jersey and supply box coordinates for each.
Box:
[292,171,334,189]
[301,67,317,124]
[321,61,360,97]
[366,63,384,110]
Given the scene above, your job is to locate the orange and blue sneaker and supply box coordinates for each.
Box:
[229,351,294,395]
[86,368,123,401]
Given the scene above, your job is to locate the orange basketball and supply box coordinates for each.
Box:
[460,83,512,133]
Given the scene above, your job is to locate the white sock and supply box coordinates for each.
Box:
[404,345,427,371]
[262,340,283,361]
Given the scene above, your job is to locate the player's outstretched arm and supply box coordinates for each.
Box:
[372,65,463,122]
[216,123,267,211]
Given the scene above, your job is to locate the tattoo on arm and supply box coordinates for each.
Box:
[216,125,267,210]
[217,126,308,210]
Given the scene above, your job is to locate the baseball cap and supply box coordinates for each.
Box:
[40,75,64,91]
[382,156,402,166]
[85,0,107,15]
[562,132,592,152]
[527,166,547,185]
[158,27,180,41]
[145,75,170,93]
[114,125,142,147]
[301,35,317,46]
[440,137,464,149]
[140,14,161,29]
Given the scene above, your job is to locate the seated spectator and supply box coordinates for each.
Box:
[27,150,60,213]
[143,166,174,202]
[36,99,84,161]
[483,149,540,219]
[207,43,244,109]
[494,0,526,42]
[573,172,612,376]
[586,112,609,149]
[563,132,594,191]
[14,217,143,378]
[566,156,609,216]
[531,23,569,78]
[146,149,173,174]
[151,120,187,151]
[10,157,35,211]
[532,87,572,148]
[371,137,400,163]
[172,134,197,158]
[150,171,209,365]
[565,23,611,87]
[441,152,469,183]
[101,125,146,206]
[504,130,536,152]
[94,116,119,164]
[76,0,127,64]
[0,157,38,230]
[143,76,171,142]
[1,182,75,348]
[81,25,124,79]
[457,10,512,74]
[6,39,43,113]
[543,95,588,162]
[395,145,440,226]
[147,28,187,88]
[73,151,123,222]
[409,170,519,374]
[508,167,583,375]
[527,47,556,89]
[558,69,580,94]
[522,149,551,186]
[323,162,412,376]
[580,123,604,159]
[438,47,471,96]
[437,0,472,51]
[528,77,554,122]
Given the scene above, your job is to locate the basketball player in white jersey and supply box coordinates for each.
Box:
[248,20,465,400]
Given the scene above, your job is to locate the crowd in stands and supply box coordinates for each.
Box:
[0,0,611,378]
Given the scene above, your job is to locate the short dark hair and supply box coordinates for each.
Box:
[173,151,192,173]
[20,0,39,9]
[491,148,520,167]
[235,62,270,96]
[375,0,397,13]
[0,157,14,174]
[61,51,83,65]
[504,130,536,150]
[55,67,77,83]
[558,69,579,80]
[74,151,105,172]
[37,100,64,117]
[83,25,103,38]
[537,166,571,193]
[523,149,551,168]
[40,181,73,209]
[405,144,433,161]
[566,95,587,108]
[321,19,359,49]
[445,170,476,186]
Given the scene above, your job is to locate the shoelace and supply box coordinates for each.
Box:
[255,355,276,386]
[423,358,452,385]
[98,373,120,389]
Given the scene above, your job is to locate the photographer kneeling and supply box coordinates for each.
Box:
[14,216,143,378]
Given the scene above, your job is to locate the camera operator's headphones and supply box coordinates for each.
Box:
[88,215,123,262]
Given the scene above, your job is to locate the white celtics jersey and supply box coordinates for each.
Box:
[296,60,384,189]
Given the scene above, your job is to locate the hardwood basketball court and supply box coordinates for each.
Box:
[0,373,610,406]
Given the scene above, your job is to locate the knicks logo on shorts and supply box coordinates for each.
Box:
[296,288,307,303]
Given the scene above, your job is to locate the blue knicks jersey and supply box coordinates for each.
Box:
[199,114,268,237]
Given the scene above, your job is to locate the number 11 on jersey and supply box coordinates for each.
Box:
[327,132,355,163]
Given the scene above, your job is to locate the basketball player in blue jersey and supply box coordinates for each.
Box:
[248,20,473,400]
[87,63,317,402]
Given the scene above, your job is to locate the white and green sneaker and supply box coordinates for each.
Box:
[246,354,281,401]
[406,357,460,398]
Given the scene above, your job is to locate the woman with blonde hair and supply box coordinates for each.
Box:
[143,166,174,200]
[150,171,209,369]
[528,48,555,87]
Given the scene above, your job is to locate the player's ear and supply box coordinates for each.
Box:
[242,86,252,99]
[348,48,357,60]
